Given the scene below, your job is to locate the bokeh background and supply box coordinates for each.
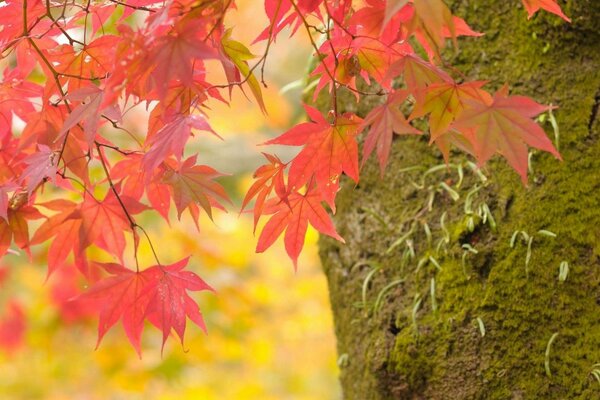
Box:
[0,2,342,399]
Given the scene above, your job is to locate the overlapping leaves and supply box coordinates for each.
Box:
[0,0,569,354]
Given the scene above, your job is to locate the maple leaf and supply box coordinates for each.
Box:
[361,90,421,175]
[77,255,213,356]
[386,54,451,95]
[32,192,146,276]
[162,155,229,221]
[46,35,119,92]
[409,80,490,155]
[452,86,561,183]
[143,258,214,351]
[0,182,17,222]
[111,154,172,221]
[145,19,219,98]
[0,69,42,141]
[411,0,456,50]
[57,86,106,147]
[383,0,410,29]
[20,145,58,195]
[0,198,44,259]
[221,29,267,113]
[78,191,147,261]
[143,115,218,177]
[521,0,571,22]
[30,199,85,276]
[241,153,288,230]
[76,262,157,355]
[265,106,362,208]
[256,185,343,268]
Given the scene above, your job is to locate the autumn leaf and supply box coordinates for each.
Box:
[57,86,105,147]
[241,153,288,230]
[162,155,229,221]
[146,22,219,98]
[143,258,214,351]
[521,0,571,22]
[77,258,213,355]
[386,54,451,95]
[76,262,156,355]
[20,145,58,195]
[30,199,84,276]
[0,200,44,259]
[383,0,410,29]
[143,115,217,176]
[265,106,362,208]
[78,191,146,261]
[452,85,561,183]
[256,185,343,268]
[221,29,267,114]
[409,80,490,146]
[361,90,421,175]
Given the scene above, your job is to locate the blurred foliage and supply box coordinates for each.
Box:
[0,2,341,399]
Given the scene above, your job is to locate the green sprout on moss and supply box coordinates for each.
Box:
[411,294,422,336]
[510,230,557,277]
[387,226,414,254]
[428,256,442,271]
[475,317,486,337]
[538,106,561,152]
[591,364,600,385]
[423,221,432,246]
[466,161,488,183]
[478,203,497,230]
[415,255,442,274]
[440,212,450,244]
[373,279,405,314]
[461,244,479,277]
[337,353,349,368]
[439,182,460,202]
[558,261,569,282]
[430,277,437,313]
[361,264,382,310]
[545,332,559,378]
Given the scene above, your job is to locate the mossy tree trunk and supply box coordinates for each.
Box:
[319,1,600,398]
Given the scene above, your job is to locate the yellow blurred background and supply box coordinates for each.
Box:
[0,2,342,399]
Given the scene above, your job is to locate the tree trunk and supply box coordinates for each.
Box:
[319,1,600,399]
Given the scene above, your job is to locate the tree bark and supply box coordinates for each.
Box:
[319,1,600,399]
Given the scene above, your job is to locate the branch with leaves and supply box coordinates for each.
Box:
[0,0,569,354]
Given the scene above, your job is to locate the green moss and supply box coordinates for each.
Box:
[319,0,600,398]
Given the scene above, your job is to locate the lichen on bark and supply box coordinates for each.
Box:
[318,1,600,399]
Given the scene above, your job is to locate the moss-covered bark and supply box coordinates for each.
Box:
[319,1,600,398]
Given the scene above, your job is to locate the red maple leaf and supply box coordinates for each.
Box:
[76,262,157,355]
[0,195,44,259]
[78,191,147,261]
[143,115,218,176]
[265,106,362,208]
[20,145,58,195]
[162,155,230,221]
[410,80,490,141]
[452,85,561,183]
[361,90,421,175]
[77,258,213,355]
[521,0,571,22]
[30,199,86,276]
[241,153,288,230]
[256,184,343,268]
[143,258,214,351]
